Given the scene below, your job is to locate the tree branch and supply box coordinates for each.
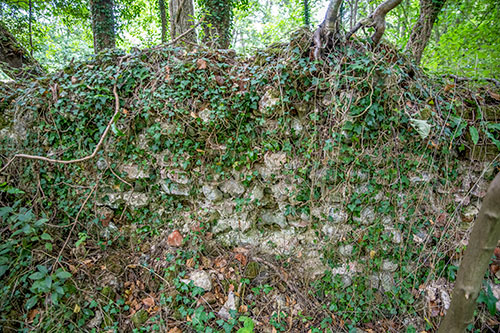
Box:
[347,0,402,45]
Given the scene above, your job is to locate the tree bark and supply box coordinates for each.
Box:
[201,0,233,49]
[159,0,168,43]
[312,0,343,59]
[406,0,446,64]
[90,0,116,53]
[439,173,500,332]
[0,21,44,79]
[169,0,196,44]
[347,0,403,45]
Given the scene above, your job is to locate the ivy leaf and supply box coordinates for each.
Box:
[29,272,46,280]
[469,126,479,145]
[26,296,38,310]
[0,265,8,278]
[409,119,431,139]
[56,270,72,280]
[41,233,52,241]
[237,316,255,333]
[477,284,498,315]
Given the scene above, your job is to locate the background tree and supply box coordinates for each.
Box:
[405,0,446,64]
[169,0,196,44]
[200,0,234,49]
[439,173,500,332]
[159,0,168,43]
[90,0,116,52]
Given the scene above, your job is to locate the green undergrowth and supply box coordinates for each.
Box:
[0,38,499,332]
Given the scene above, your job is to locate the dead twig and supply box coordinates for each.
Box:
[167,22,201,47]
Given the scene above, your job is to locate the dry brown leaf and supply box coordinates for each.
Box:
[186,258,195,268]
[214,257,227,268]
[28,309,40,322]
[235,253,247,266]
[495,247,500,259]
[168,328,182,333]
[443,83,455,92]
[489,90,500,101]
[197,59,207,70]
[142,297,155,307]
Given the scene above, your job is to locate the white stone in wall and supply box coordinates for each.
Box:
[260,210,287,228]
[353,206,376,225]
[264,152,287,171]
[120,164,149,180]
[327,206,348,224]
[220,179,245,196]
[160,182,191,196]
[249,185,264,201]
[202,184,223,202]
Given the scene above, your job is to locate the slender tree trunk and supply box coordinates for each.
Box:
[0,22,44,79]
[439,173,500,332]
[29,0,33,56]
[169,0,196,44]
[304,0,310,27]
[312,0,343,59]
[350,0,359,30]
[90,0,116,53]
[201,0,233,49]
[159,0,168,43]
[406,0,446,64]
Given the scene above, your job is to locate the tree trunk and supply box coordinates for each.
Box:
[201,0,233,49]
[90,0,116,53]
[169,0,196,44]
[405,0,446,64]
[304,0,310,27]
[159,0,168,43]
[0,22,44,79]
[439,173,500,332]
[312,0,343,59]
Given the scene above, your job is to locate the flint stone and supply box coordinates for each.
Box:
[382,260,398,272]
[161,182,191,196]
[353,206,376,225]
[264,152,287,170]
[339,244,354,257]
[120,164,148,180]
[328,206,348,223]
[202,185,223,202]
[260,211,287,228]
[220,179,245,196]
[249,185,264,201]
[218,291,238,320]
[184,270,212,291]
